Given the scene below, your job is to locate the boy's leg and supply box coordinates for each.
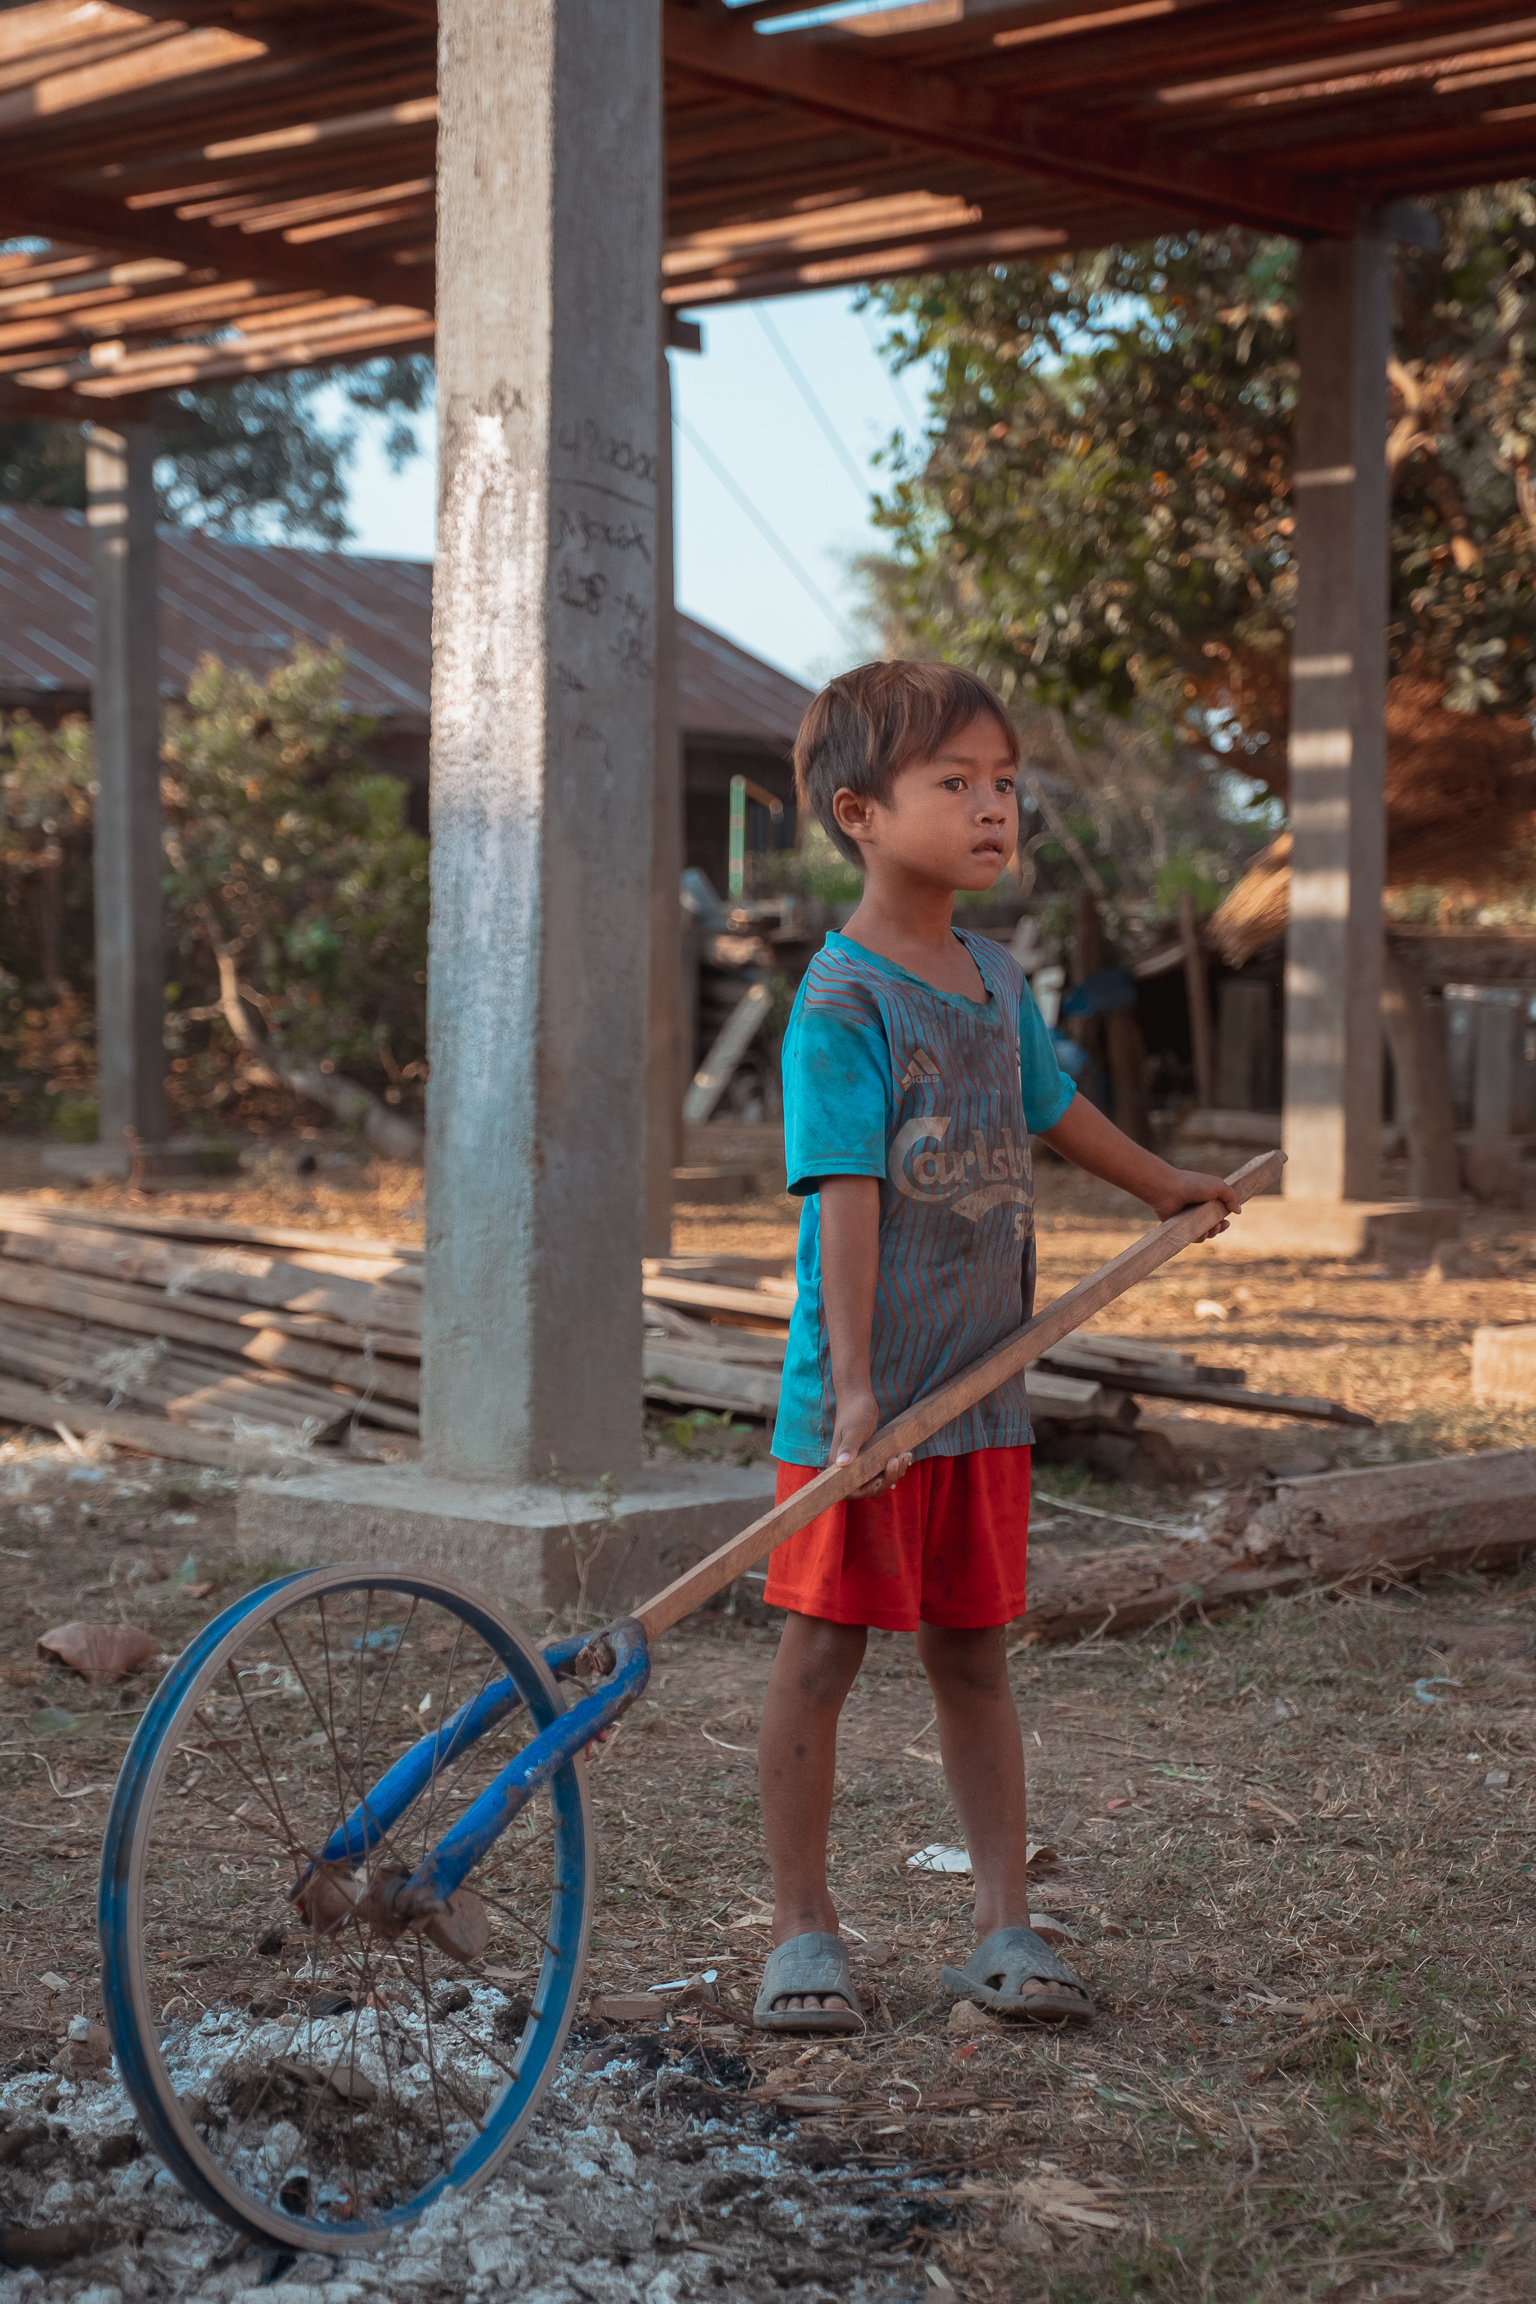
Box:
[758,1611,867,2013]
[914,1622,1033,1938]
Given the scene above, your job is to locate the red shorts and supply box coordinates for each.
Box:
[762,1447,1030,1633]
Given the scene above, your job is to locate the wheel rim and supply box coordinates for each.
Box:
[99,1566,592,2251]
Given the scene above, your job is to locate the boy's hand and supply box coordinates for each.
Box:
[831,1388,913,1498]
[1145,1166,1242,1239]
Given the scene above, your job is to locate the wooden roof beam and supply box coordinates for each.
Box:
[42,307,435,394]
[8,40,430,172]
[663,0,1359,235]
[0,172,430,314]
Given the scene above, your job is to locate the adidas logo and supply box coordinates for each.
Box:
[897,1047,943,1092]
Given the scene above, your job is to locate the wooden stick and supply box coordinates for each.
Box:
[636,1150,1283,1641]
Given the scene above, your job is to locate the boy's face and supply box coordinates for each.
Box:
[834,711,1019,892]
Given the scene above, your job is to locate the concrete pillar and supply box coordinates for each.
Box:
[1281,233,1392,1203]
[643,336,682,1259]
[87,422,167,1152]
[423,0,661,1482]
[1472,994,1519,1139]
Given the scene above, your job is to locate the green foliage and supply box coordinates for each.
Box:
[864,187,1536,758]
[748,819,863,904]
[0,645,428,1125]
[1153,852,1225,914]
[0,356,432,546]
[0,711,96,991]
[53,1097,99,1143]
[160,647,428,1090]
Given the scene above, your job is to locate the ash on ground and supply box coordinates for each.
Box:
[0,2032,938,2303]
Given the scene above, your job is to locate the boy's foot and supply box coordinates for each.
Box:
[753,1931,863,2033]
[941,1925,1094,2024]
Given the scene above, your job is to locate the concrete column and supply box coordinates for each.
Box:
[423,0,661,1483]
[1281,233,1392,1202]
[87,422,167,1152]
[643,335,682,1258]
[1472,994,1519,1139]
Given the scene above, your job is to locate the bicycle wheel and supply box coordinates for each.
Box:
[99,1565,593,2252]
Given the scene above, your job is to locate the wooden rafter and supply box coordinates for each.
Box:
[0,0,1530,413]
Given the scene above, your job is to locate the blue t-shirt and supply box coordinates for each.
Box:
[772,929,1076,1467]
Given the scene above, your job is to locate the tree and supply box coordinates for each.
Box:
[863,188,1536,761]
[0,646,428,1148]
[0,355,432,546]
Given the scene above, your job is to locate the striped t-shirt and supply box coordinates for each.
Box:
[772,929,1076,1468]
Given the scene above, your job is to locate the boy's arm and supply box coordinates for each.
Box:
[1040,1096,1242,1235]
[819,1176,913,1494]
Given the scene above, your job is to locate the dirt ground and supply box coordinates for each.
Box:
[0,1142,1532,2299]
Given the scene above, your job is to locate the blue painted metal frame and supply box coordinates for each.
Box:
[97,1572,619,2251]
[314,1631,594,1868]
[400,1620,649,1912]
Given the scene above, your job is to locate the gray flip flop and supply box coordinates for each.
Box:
[753,1931,863,2034]
[941,1925,1094,2024]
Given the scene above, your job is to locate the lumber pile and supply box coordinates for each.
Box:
[1024,1449,1536,1641]
[639,1257,1371,1432]
[0,1208,1370,1467]
[0,1198,423,1463]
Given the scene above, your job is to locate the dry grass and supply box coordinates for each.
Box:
[1,1153,1533,2295]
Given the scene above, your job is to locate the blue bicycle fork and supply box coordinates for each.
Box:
[308,1617,650,1915]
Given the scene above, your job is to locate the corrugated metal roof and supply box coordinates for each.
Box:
[0,505,812,749]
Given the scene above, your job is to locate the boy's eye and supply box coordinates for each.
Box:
[940,776,967,791]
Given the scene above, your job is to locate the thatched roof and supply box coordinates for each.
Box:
[1208,673,1536,966]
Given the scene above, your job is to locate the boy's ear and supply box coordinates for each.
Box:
[831,785,877,844]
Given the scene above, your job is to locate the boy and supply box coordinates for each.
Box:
[754,661,1240,2034]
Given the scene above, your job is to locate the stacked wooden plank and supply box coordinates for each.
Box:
[639,1259,1372,1432]
[639,1256,1139,1435]
[0,1198,423,1461]
[0,1209,1369,1466]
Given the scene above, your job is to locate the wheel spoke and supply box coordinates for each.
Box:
[101,1573,590,2249]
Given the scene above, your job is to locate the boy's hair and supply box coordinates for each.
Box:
[793,660,1020,864]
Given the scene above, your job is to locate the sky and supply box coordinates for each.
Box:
[321,289,935,688]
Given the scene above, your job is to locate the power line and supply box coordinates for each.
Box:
[673,407,856,641]
[856,299,922,433]
[755,304,870,502]
[852,297,925,433]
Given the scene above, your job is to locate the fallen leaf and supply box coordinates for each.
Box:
[1105,1798,1136,1814]
[773,2092,848,2114]
[950,2042,980,2062]
[1018,2174,1125,2231]
[37,1621,158,1683]
[1028,1912,1078,1946]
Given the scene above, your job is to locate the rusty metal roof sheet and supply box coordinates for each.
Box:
[0,503,811,747]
